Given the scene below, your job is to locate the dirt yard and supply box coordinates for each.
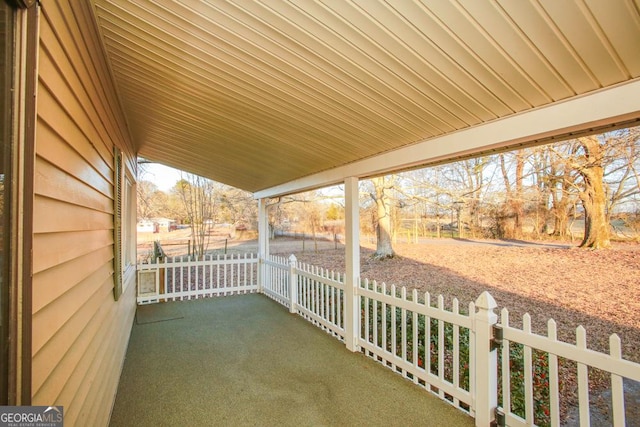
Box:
[280,239,640,360]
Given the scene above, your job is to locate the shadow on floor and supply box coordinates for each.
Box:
[110,294,474,426]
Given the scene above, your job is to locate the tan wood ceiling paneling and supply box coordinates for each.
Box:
[90,0,640,192]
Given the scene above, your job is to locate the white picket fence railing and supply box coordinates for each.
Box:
[261,254,291,307]
[294,259,345,339]
[137,253,259,304]
[358,280,476,415]
[497,309,640,427]
[262,254,346,339]
[261,254,640,427]
[137,253,640,426]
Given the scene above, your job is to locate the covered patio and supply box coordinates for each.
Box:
[5,2,638,425]
[91,1,640,425]
[109,294,472,426]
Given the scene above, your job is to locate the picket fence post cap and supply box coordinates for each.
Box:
[475,291,497,311]
[288,254,297,263]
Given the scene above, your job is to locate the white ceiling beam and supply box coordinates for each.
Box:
[254,78,640,199]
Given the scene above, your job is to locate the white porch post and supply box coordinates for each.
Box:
[257,198,269,293]
[344,176,360,352]
[288,254,298,314]
[474,291,498,426]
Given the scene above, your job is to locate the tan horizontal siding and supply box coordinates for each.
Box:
[32,2,136,426]
[65,0,134,156]
[32,246,112,314]
[39,3,127,161]
[37,52,113,168]
[37,85,113,189]
[37,119,113,198]
[66,280,135,426]
[31,266,113,398]
[35,156,113,214]
[31,274,135,420]
[33,230,113,275]
[31,262,113,358]
[33,196,112,234]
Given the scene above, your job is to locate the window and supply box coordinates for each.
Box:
[113,150,135,301]
[123,174,135,272]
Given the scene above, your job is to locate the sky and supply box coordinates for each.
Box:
[138,162,183,192]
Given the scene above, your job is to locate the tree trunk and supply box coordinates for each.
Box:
[552,197,569,238]
[371,177,395,259]
[498,154,512,239]
[577,137,611,249]
[513,151,524,238]
[500,151,525,239]
[579,171,611,248]
[531,148,552,237]
[551,167,570,237]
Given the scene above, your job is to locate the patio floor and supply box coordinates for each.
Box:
[109,294,474,426]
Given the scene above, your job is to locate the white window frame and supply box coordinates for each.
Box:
[122,171,136,281]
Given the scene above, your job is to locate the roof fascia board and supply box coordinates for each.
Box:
[254,78,640,199]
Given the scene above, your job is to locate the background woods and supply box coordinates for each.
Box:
[138,127,640,251]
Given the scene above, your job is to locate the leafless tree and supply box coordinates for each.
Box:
[442,157,494,238]
[498,150,525,239]
[571,136,611,248]
[174,173,217,258]
[216,187,257,230]
[604,127,640,215]
[549,127,639,248]
[369,176,396,259]
[136,180,170,220]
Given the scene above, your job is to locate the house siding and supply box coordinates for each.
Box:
[32,2,136,426]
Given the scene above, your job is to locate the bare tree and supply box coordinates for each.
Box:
[528,149,554,237]
[136,180,170,220]
[547,145,578,238]
[442,157,493,238]
[267,191,329,247]
[396,167,451,239]
[498,150,525,239]
[304,199,323,252]
[369,176,396,259]
[174,174,217,258]
[604,127,640,215]
[571,136,611,248]
[217,187,257,230]
[551,128,640,248]
[523,145,578,239]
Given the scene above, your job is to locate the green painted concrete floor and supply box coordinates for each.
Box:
[109,294,474,427]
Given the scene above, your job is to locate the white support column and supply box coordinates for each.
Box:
[257,198,269,293]
[474,291,499,427]
[288,254,297,314]
[344,176,360,352]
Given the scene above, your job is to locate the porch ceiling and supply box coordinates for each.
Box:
[90,1,640,195]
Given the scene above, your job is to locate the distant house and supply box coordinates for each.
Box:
[153,218,177,233]
[137,218,176,233]
[137,220,157,233]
